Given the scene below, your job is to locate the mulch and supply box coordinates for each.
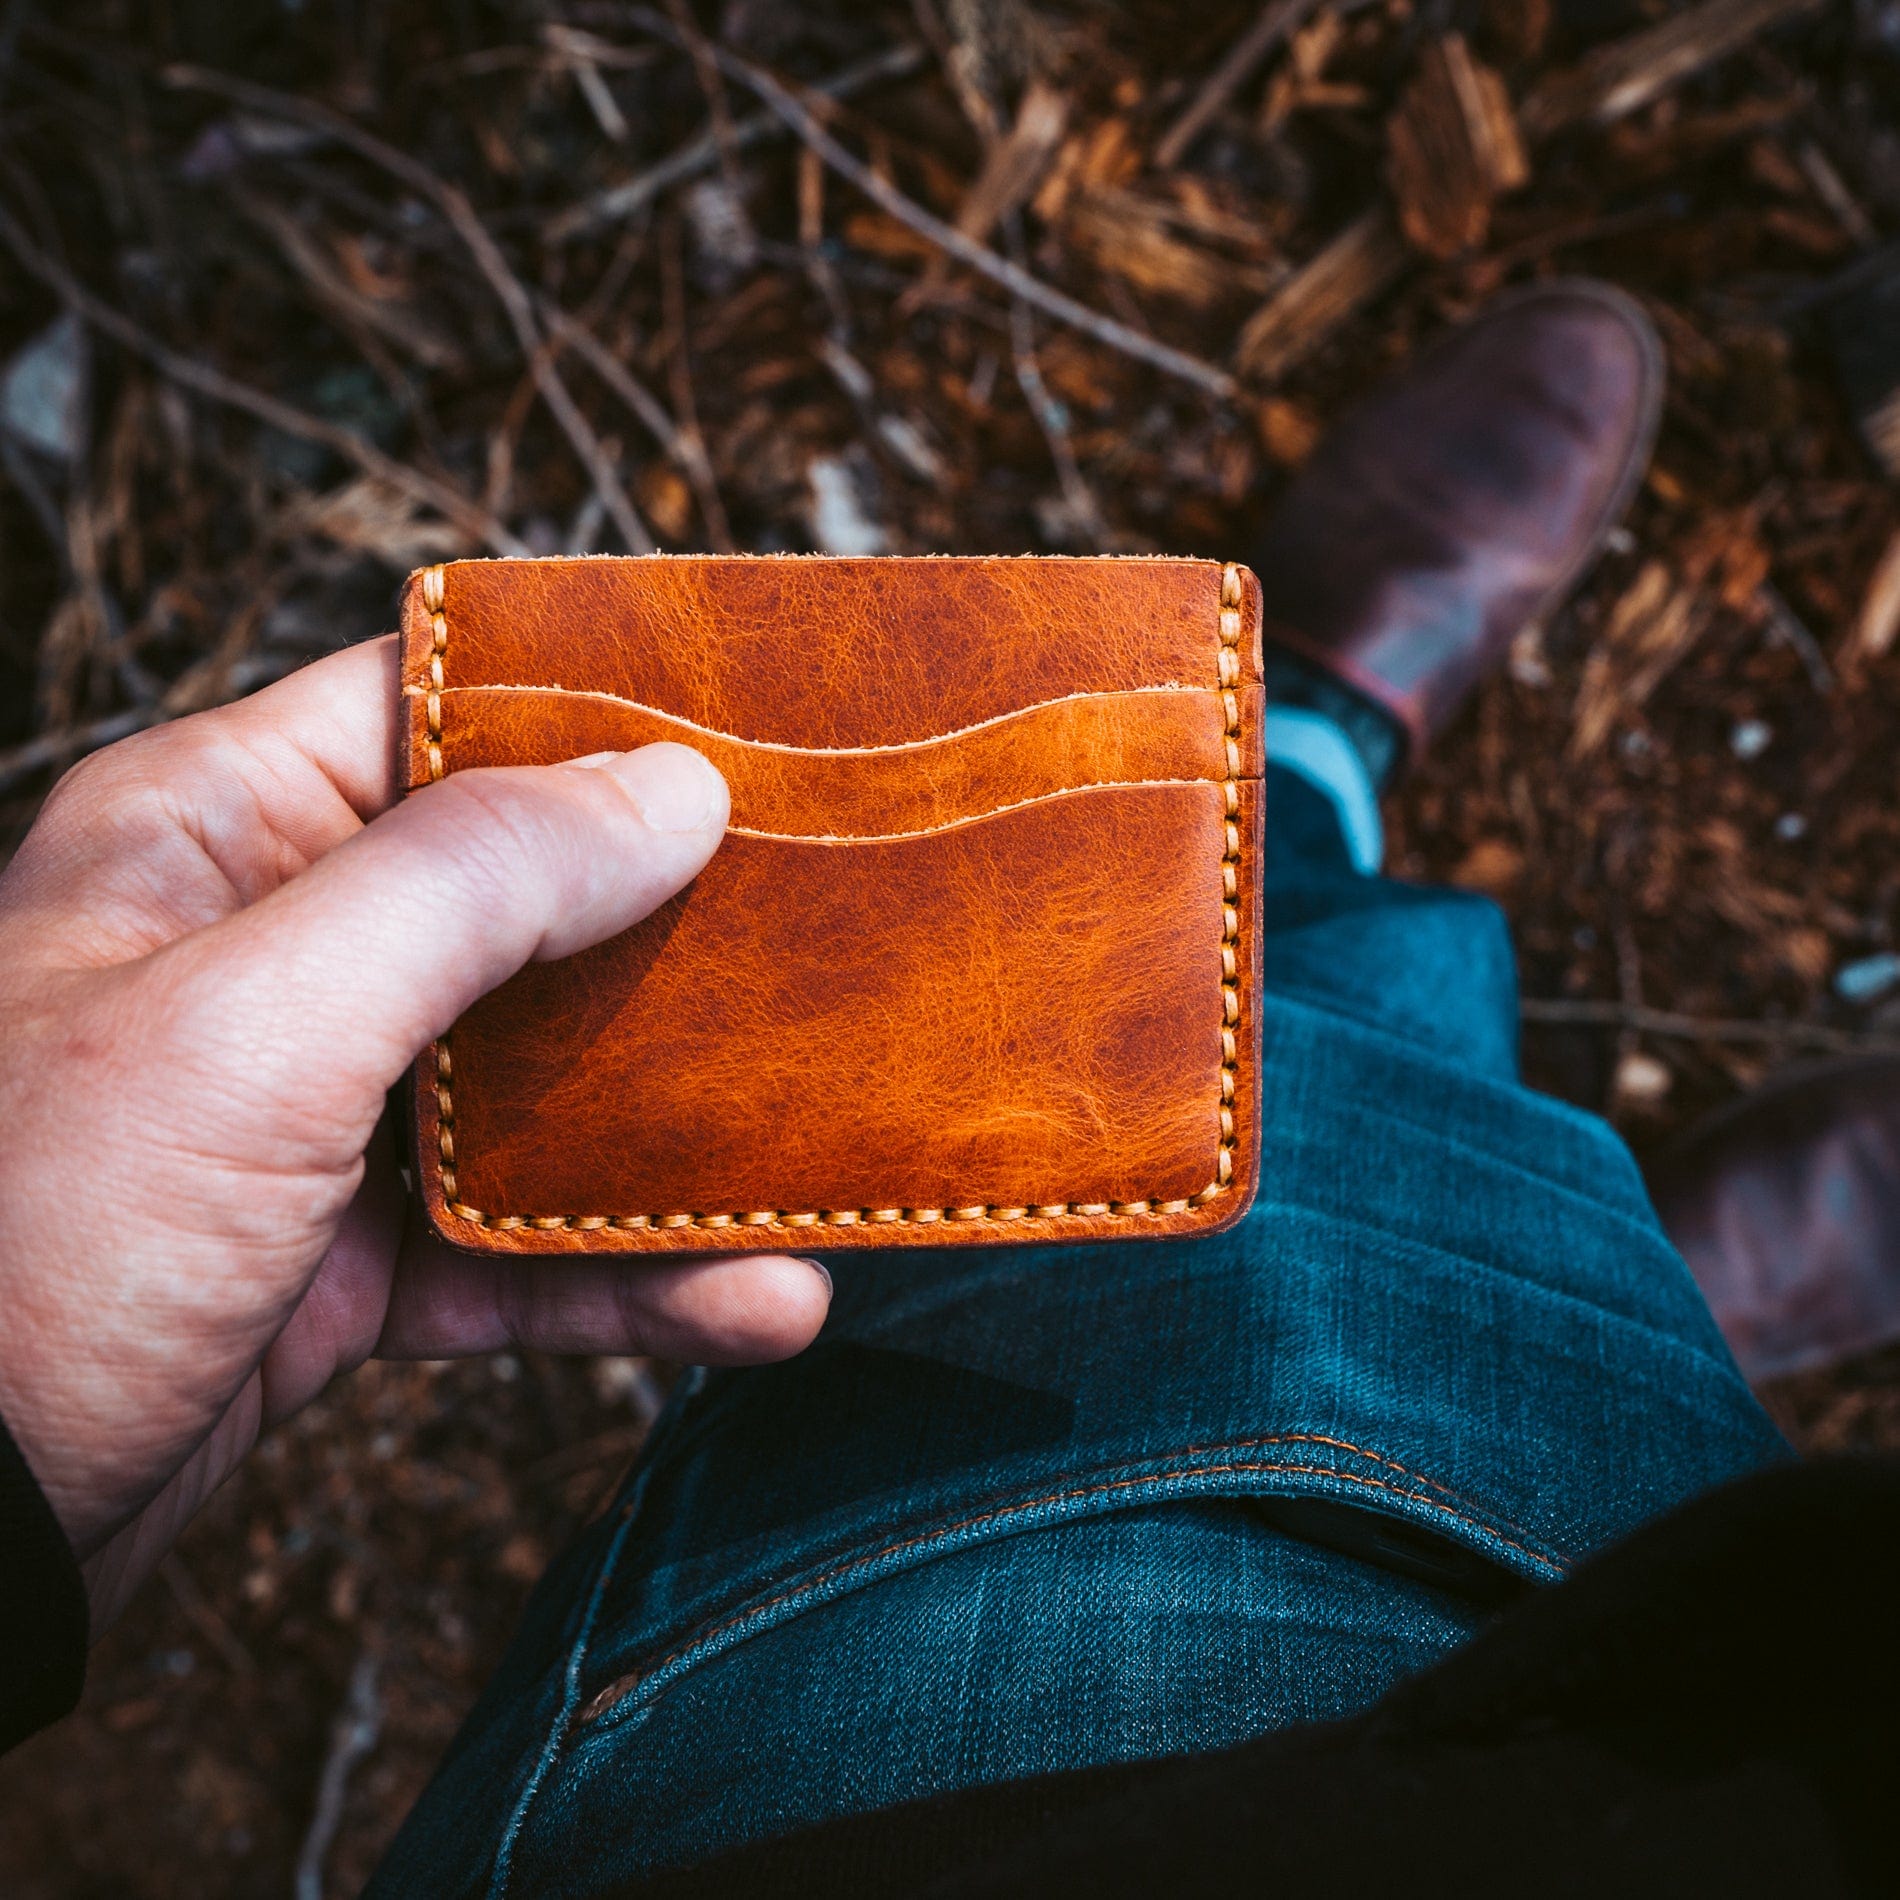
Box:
[2,0,1898,1891]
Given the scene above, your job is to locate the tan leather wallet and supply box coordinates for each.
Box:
[401,555,1264,1255]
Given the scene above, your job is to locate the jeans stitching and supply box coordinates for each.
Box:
[574,1436,1564,1728]
[487,1465,651,1898]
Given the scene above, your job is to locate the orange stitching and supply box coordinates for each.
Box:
[1208,562,1244,1204]
[1213,1428,1483,1509]
[424,560,1250,1232]
[574,1441,1562,1724]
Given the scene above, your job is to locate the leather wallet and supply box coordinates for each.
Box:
[400,555,1264,1255]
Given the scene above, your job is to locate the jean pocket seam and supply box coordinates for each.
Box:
[569,1435,1564,1736]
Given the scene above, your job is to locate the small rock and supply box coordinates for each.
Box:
[1508,622,1552,688]
[1613,1049,1673,1106]
[179,113,328,182]
[1729,717,1773,760]
[1834,952,1900,1005]
[805,452,887,555]
[1774,812,1808,842]
[1,311,88,463]
[683,177,758,286]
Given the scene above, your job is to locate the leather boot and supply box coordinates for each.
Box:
[1649,1058,1900,1382]
[1251,279,1664,771]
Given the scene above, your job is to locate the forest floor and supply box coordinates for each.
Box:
[2,1,1898,1891]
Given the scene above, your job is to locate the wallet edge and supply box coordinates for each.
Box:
[401,556,1265,1255]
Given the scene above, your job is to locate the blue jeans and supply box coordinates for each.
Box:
[371,758,1787,1898]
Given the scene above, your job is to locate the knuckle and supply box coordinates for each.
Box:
[425,768,586,904]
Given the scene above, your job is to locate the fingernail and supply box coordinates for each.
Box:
[798,1257,833,1296]
[596,744,726,833]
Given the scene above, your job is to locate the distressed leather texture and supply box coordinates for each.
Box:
[400,555,1265,1255]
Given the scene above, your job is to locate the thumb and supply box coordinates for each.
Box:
[148,742,728,1152]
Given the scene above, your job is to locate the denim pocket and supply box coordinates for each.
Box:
[507,1454,1504,1893]
[570,1387,1560,1743]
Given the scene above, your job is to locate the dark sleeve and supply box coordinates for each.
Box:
[0,1403,87,1754]
[643,1460,1900,1900]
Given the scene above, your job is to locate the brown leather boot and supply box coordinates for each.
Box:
[1251,280,1664,771]
[1649,1058,1900,1382]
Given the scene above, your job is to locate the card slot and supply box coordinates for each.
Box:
[428,681,1227,754]
[431,684,1258,838]
[435,781,1240,1235]
[726,780,1211,843]
[417,555,1261,751]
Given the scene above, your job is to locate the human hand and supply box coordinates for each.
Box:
[0,635,831,1628]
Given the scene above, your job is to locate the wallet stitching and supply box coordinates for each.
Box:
[421,560,1248,1234]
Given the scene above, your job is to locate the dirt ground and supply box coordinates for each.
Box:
[2,1,1899,1892]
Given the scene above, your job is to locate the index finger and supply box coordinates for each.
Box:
[189,630,406,823]
[1,635,404,941]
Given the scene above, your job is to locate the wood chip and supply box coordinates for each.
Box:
[1065,187,1276,309]
[903,79,1069,311]
[1386,35,1529,259]
[1452,836,1526,897]
[1233,207,1408,382]
[1031,116,1139,224]
[961,80,1070,241]
[1570,560,1708,759]
[1258,10,1357,134]
[1521,0,1827,141]
[1848,525,1900,672]
[1254,395,1322,466]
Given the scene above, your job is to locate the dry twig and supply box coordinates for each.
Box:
[546,42,927,243]
[1521,997,1900,1057]
[658,219,735,550]
[535,299,730,549]
[0,646,307,794]
[292,1650,382,1900]
[159,1554,255,1676]
[901,77,1068,313]
[163,62,655,553]
[619,11,1238,400]
[1005,217,1108,548]
[1154,0,1327,170]
[0,199,524,557]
